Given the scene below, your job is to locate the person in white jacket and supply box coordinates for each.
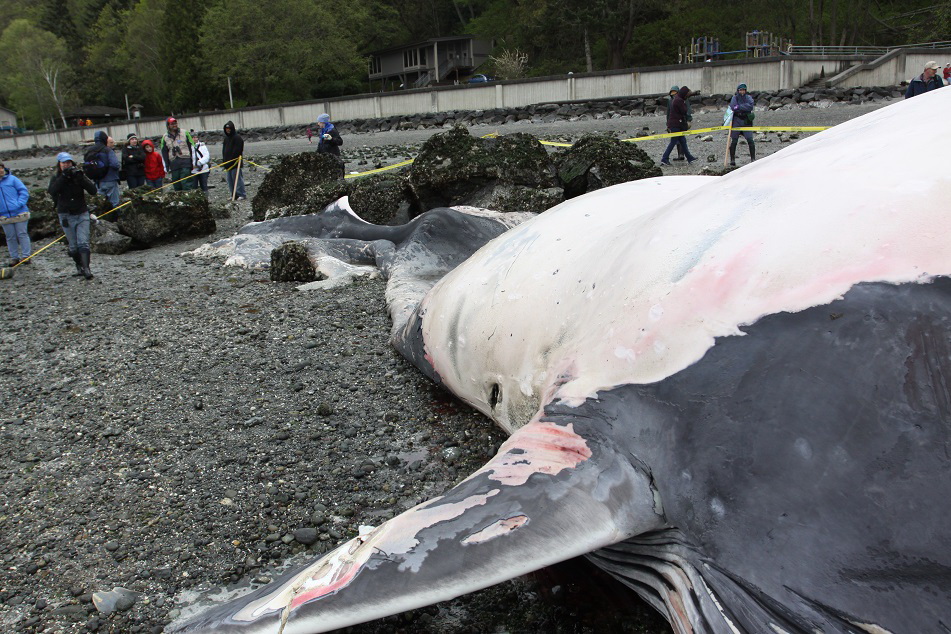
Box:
[190,130,211,195]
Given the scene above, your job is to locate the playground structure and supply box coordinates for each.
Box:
[679,31,793,63]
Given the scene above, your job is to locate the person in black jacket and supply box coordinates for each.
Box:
[121,133,146,189]
[222,120,245,200]
[48,152,98,280]
[314,113,344,177]
[660,86,697,166]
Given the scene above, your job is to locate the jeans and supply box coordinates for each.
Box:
[59,212,91,253]
[661,133,695,163]
[2,220,30,260]
[127,174,146,189]
[225,167,246,199]
[194,171,209,194]
[98,180,120,207]
[146,178,164,190]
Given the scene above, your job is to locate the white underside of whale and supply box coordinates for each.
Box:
[420,89,951,432]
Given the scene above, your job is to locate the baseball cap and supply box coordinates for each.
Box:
[57,152,74,163]
[925,61,940,70]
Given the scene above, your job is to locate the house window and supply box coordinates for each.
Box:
[371,57,382,74]
[419,48,427,66]
[404,49,420,68]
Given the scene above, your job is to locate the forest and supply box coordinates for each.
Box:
[1,0,948,129]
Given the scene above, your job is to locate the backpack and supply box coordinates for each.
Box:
[82,148,110,181]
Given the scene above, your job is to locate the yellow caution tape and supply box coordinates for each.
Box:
[13,157,242,268]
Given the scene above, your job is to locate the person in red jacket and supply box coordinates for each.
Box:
[142,139,165,189]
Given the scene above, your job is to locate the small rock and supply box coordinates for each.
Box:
[92,587,141,615]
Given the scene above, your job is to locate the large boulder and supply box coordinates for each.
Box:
[556,135,662,199]
[408,126,561,213]
[91,219,132,255]
[252,153,345,221]
[116,190,215,246]
[348,173,412,225]
[25,188,61,240]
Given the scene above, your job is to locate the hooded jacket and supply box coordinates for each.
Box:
[729,88,755,126]
[48,162,97,215]
[142,140,166,181]
[121,141,146,178]
[666,86,692,131]
[0,168,29,219]
[317,122,343,156]
[222,121,244,168]
[90,130,121,182]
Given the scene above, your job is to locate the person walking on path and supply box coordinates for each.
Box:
[314,113,343,157]
[222,120,246,200]
[48,152,98,280]
[905,61,945,98]
[729,83,756,166]
[0,160,31,267]
[665,85,692,161]
[121,133,146,189]
[160,117,195,191]
[142,140,165,189]
[191,131,211,196]
[659,86,697,166]
[87,131,121,207]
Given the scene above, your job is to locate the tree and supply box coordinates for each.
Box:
[0,19,73,129]
[200,0,368,105]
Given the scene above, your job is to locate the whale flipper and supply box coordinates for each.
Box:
[170,413,667,633]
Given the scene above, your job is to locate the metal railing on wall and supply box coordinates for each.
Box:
[789,40,951,56]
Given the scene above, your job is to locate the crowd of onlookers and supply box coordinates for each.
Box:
[1,113,344,279]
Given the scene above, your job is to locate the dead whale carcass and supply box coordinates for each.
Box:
[173,90,951,634]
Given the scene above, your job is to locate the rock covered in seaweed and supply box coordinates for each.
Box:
[270,241,318,283]
[116,189,215,246]
[251,153,344,221]
[347,173,412,225]
[408,126,561,214]
[556,135,662,199]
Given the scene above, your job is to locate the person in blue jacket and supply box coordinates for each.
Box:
[0,160,31,266]
[904,61,944,98]
[729,83,755,166]
[90,130,121,206]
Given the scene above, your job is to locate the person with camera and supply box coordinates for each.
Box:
[160,117,195,191]
[0,160,31,267]
[48,152,98,280]
[314,113,343,157]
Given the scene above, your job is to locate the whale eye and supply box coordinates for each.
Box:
[489,383,502,409]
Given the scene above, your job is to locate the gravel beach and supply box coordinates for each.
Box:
[0,99,891,634]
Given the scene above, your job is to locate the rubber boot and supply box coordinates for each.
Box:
[70,251,83,277]
[79,249,94,280]
[749,143,756,162]
[729,139,738,166]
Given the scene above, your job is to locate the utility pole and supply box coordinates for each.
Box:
[227,76,234,110]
